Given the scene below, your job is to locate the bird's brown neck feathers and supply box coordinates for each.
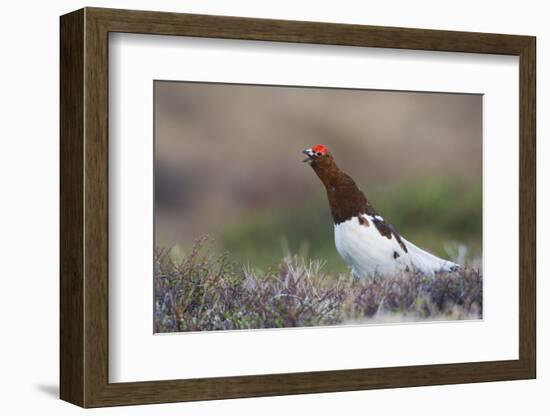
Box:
[309,155,375,224]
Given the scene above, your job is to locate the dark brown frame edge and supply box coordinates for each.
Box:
[60,7,536,408]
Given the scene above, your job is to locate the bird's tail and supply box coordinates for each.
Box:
[405,239,460,275]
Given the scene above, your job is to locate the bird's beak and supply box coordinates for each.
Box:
[302,148,314,163]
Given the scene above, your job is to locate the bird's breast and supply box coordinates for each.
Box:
[334,215,411,278]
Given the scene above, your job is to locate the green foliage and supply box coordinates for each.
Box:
[154,239,482,333]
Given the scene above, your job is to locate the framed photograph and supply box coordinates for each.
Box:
[60,7,536,407]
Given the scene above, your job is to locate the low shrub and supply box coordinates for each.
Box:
[154,238,482,332]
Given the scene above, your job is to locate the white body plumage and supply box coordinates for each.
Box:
[334,214,459,278]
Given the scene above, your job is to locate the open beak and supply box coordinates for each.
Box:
[302,148,314,163]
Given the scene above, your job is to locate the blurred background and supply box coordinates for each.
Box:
[154,81,482,273]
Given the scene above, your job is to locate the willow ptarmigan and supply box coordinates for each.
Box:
[303,144,460,278]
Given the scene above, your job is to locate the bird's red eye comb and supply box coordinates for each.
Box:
[312,144,329,155]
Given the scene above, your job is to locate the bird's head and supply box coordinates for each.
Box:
[302,144,332,166]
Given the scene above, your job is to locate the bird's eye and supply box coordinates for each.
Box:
[316,152,323,156]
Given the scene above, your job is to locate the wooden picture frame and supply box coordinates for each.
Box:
[60,7,536,408]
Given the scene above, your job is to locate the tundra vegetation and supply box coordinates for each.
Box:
[154,238,482,333]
